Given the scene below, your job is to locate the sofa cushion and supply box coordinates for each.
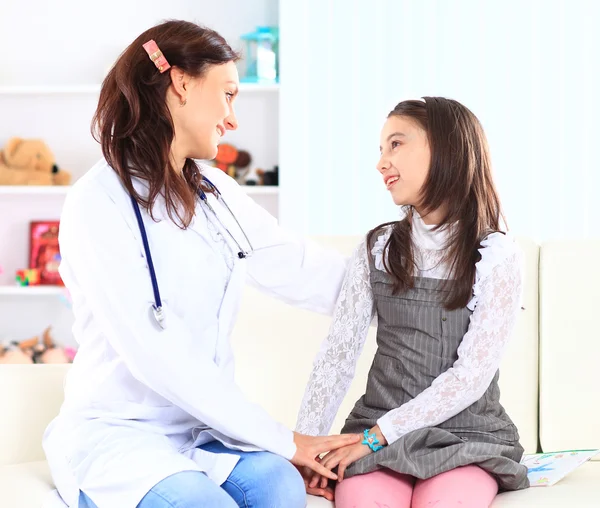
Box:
[1,461,597,508]
[0,365,69,466]
[539,240,600,456]
[498,237,539,453]
[0,460,54,507]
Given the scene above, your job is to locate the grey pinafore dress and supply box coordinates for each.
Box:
[340,254,529,491]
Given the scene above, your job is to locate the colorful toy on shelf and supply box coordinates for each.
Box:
[245,165,279,186]
[0,326,76,364]
[15,268,41,286]
[258,165,278,186]
[0,343,32,364]
[240,26,279,83]
[0,137,72,186]
[213,143,252,180]
[30,221,63,285]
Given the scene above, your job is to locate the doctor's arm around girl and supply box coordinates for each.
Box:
[41,20,360,508]
[296,97,528,508]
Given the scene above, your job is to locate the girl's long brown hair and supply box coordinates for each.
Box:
[92,20,239,228]
[368,97,506,310]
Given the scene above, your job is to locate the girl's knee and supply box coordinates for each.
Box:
[412,467,498,508]
[335,471,413,508]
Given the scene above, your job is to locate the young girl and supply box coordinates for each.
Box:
[296,97,529,507]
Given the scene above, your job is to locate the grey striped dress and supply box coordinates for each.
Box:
[340,259,529,491]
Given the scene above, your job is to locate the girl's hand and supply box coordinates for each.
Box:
[291,432,361,480]
[320,441,373,482]
[320,426,388,482]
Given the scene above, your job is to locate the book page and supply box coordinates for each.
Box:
[521,450,599,486]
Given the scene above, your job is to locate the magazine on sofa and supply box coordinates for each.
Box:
[521,449,599,486]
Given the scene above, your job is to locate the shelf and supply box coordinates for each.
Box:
[239,82,280,92]
[241,186,279,195]
[0,186,70,195]
[0,286,67,297]
[0,85,101,95]
[0,83,279,95]
[0,185,278,196]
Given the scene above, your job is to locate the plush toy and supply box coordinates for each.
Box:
[37,327,74,363]
[0,326,75,364]
[214,143,238,176]
[213,143,252,181]
[0,342,33,364]
[0,137,72,186]
[246,165,279,186]
[257,165,279,186]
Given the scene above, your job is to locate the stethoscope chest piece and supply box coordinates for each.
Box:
[151,305,166,330]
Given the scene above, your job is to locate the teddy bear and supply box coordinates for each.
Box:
[213,143,252,181]
[0,137,72,186]
[0,327,75,364]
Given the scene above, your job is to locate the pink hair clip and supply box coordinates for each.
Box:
[142,39,171,73]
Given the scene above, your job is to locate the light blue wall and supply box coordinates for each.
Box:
[280,0,600,241]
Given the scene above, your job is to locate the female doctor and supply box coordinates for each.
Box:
[42,20,358,508]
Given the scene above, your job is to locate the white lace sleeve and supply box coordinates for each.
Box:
[295,238,375,436]
[377,246,524,445]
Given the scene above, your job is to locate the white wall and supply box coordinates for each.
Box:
[2,0,279,86]
[280,0,600,241]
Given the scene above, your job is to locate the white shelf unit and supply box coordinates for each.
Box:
[0,4,281,348]
[241,185,279,195]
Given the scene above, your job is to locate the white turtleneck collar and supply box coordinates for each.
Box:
[410,210,453,252]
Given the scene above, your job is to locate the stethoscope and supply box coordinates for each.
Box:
[130,176,254,330]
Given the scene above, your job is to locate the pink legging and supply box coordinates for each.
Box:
[335,465,498,508]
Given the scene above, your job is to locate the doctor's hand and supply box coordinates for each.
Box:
[291,432,361,481]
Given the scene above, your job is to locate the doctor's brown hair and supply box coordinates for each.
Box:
[92,20,239,228]
[367,97,506,310]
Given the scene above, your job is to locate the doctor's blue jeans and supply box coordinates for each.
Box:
[78,440,307,508]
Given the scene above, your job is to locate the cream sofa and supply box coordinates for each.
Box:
[0,237,599,507]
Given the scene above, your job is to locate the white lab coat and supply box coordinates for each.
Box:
[42,160,346,508]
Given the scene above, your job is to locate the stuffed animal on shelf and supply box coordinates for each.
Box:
[0,326,76,364]
[213,143,252,181]
[0,137,72,186]
[256,165,279,186]
[245,165,279,186]
[0,342,33,364]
